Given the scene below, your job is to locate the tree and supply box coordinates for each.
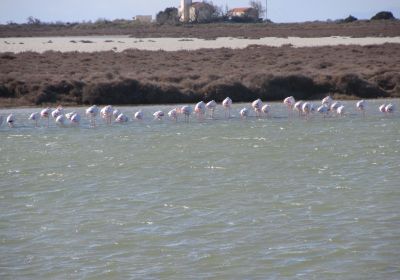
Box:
[156,7,179,25]
[204,1,223,20]
[26,16,42,25]
[249,1,265,19]
[371,11,395,20]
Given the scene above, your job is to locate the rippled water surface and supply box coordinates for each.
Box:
[0,100,399,279]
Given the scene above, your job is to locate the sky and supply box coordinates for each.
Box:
[0,0,399,24]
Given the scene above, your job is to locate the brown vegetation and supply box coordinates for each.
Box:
[1,43,399,107]
[1,20,400,39]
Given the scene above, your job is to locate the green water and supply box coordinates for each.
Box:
[0,100,399,279]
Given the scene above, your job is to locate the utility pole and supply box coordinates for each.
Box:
[265,0,268,21]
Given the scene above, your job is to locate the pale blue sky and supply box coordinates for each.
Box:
[0,0,399,24]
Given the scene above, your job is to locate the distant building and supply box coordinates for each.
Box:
[179,0,214,23]
[228,7,259,21]
[134,15,153,23]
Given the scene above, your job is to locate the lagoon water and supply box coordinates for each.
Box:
[0,100,399,279]
[1,36,400,53]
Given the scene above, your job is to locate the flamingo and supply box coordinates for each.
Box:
[115,113,128,123]
[310,103,317,114]
[86,105,99,127]
[294,101,304,117]
[113,109,121,120]
[356,100,366,117]
[206,100,217,118]
[179,105,192,123]
[262,104,271,117]
[317,105,329,118]
[330,101,341,115]
[385,103,395,114]
[337,105,345,116]
[6,114,15,128]
[134,110,144,121]
[379,104,387,114]
[51,106,63,119]
[168,108,179,122]
[239,108,249,119]
[29,112,40,127]
[322,95,333,107]
[302,102,312,119]
[55,115,66,127]
[153,110,164,120]
[101,105,113,124]
[222,97,232,118]
[251,99,263,117]
[70,113,81,126]
[40,107,51,127]
[194,101,206,121]
[283,96,295,109]
[65,111,76,121]
[283,96,295,117]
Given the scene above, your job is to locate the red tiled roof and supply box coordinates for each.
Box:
[229,7,253,13]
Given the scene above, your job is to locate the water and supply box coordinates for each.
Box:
[1,36,400,53]
[0,100,399,279]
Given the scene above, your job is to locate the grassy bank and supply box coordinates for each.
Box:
[1,21,400,39]
[0,44,399,107]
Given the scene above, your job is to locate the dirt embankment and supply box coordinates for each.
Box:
[0,43,399,107]
[1,21,400,39]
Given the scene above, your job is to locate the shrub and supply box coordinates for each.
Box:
[371,11,395,20]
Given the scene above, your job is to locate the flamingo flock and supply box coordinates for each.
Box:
[0,96,397,128]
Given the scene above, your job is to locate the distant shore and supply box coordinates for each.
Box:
[1,20,400,39]
[1,43,399,107]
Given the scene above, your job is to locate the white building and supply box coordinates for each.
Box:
[134,15,153,23]
[179,0,214,23]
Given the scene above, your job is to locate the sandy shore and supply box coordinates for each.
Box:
[2,36,400,53]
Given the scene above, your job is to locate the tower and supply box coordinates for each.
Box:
[180,0,192,22]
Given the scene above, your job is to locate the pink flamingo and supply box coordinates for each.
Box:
[86,105,99,127]
[206,100,217,118]
[356,100,366,117]
[101,105,113,124]
[194,101,206,121]
[239,108,249,119]
[337,105,345,116]
[283,96,295,117]
[222,97,232,118]
[317,105,329,118]
[168,108,179,122]
[262,104,271,117]
[40,107,51,127]
[294,101,304,117]
[6,114,15,128]
[179,106,192,123]
[55,115,66,127]
[153,111,165,120]
[115,113,128,123]
[251,99,263,117]
[29,112,40,127]
[134,110,144,121]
